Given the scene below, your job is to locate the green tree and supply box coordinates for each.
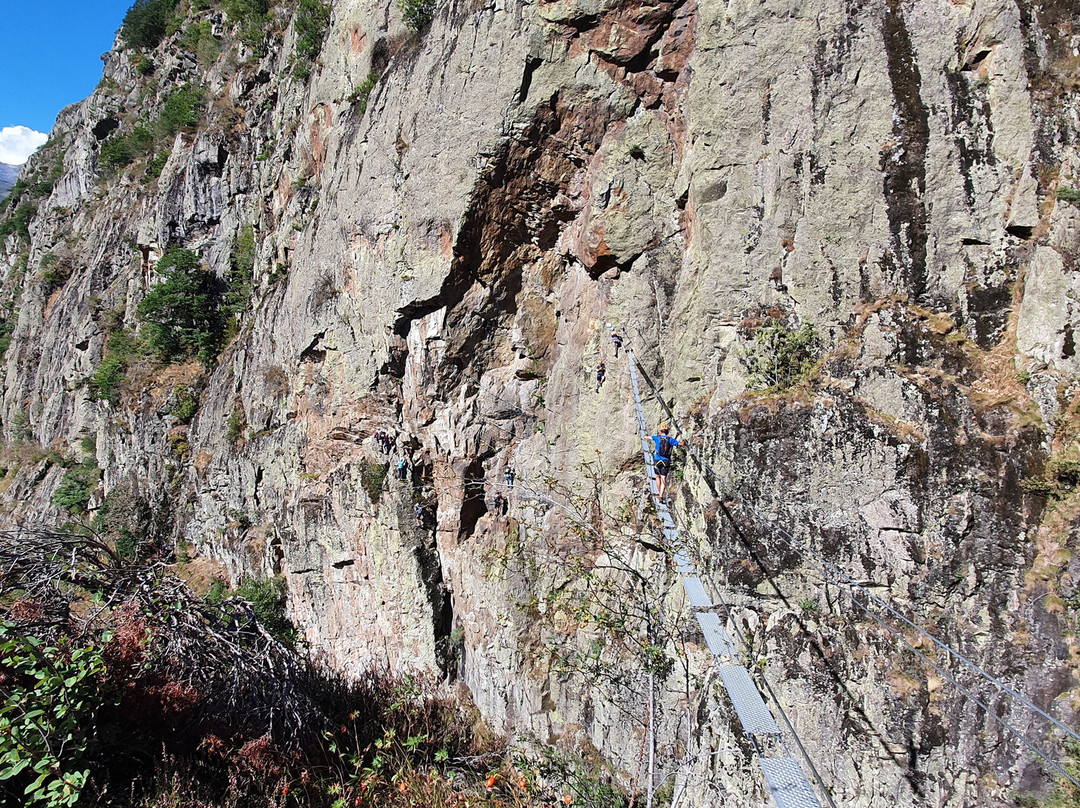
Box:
[89,327,139,405]
[120,0,179,50]
[136,246,223,364]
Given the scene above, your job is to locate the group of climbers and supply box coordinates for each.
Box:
[373,429,396,454]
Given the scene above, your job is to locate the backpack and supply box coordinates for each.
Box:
[656,435,673,459]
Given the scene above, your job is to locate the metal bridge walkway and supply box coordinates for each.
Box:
[626,348,822,808]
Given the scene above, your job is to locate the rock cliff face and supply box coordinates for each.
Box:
[2,0,1080,804]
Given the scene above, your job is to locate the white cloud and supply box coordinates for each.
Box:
[0,126,48,166]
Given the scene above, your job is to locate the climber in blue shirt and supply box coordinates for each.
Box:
[651,424,681,500]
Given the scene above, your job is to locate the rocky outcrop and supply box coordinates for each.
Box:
[1,0,1079,805]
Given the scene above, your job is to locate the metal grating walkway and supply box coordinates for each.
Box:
[626,348,822,808]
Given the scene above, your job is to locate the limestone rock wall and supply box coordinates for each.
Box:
[1,0,1079,805]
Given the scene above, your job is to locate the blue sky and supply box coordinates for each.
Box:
[0,0,133,161]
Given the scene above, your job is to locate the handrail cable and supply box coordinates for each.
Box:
[626,338,1080,790]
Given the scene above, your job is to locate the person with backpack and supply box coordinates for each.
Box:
[596,361,606,392]
[651,424,681,500]
[611,331,623,357]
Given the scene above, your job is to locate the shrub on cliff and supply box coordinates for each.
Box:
[120,0,179,50]
[89,327,139,405]
[159,84,206,135]
[292,0,331,78]
[739,317,823,391]
[136,246,224,364]
[398,0,436,32]
[52,457,100,514]
[0,202,37,242]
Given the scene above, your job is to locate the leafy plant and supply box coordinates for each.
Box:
[52,458,100,514]
[89,327,139,405]
[225,225,256,319]
[348,72,380,114]
[1057,185,1080,206]
[226,408,246,442]
[169,386,199,423]
[0,202,37,241]
[0,305,17,364]
[739,318,823,391]
[136,246,223,364]
[143,148,170,181]
[398,0,436,32]
[235,577,296,644]
[120,0,179,50]
[223,0,272,52]
[360,459,389,504]
[0,624,116,807]
[159,84,206,134]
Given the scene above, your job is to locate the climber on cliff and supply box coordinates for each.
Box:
[414,501,425,528]
[596,361,606,393]
[397,458,408,481]
[503,467,515,488]
[493,490,507,517]
[611,331,623,357]
[651,424,681,501]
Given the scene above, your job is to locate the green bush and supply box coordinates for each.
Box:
[226,408,246,442]
[0,623,116,808]
[99,137,136,171]
[120,0,179,50]
[89,328,139,405]
[348,71,380,114]
[143,148,170,181]
[53,458,100,514]
[222,0,272,52]
[398,0,436,32]
[0,305,16,361]
[360,458,389,504]
[739,318,823,391]
[234,577,296,644]
[169,386,200,422]
[293,0,331,77]
[222,0,269,20]
[136,246,224,364]
[160,84,206,135]
[1057,185,1080,206]
[0,202,37,241]
[225,225,256,318]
